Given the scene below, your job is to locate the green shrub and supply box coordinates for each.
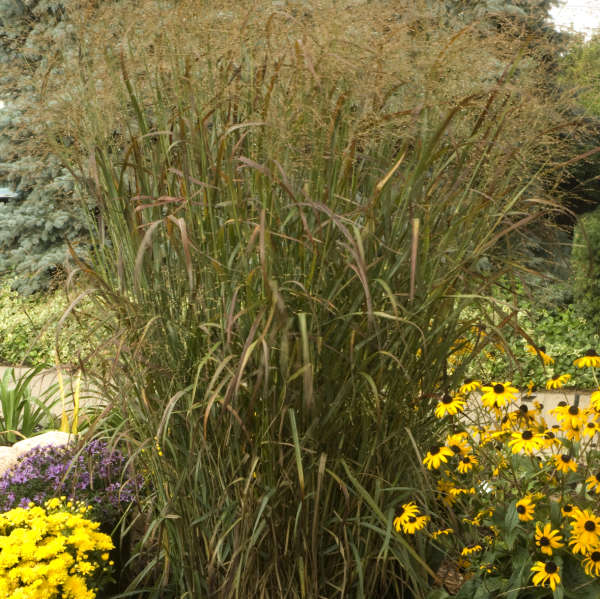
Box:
[0,278,95,367]
[572,208,600,331]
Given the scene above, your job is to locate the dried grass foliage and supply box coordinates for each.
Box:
[1,0,575,187]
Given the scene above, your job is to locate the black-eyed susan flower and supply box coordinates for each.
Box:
[562,422,582,442]
[591,390,600,412]
[393,502,420,531]
[508,403,541,427]
[436,479,457,507]
[587,472,600,494]
[542,430,561,449]
[516,497,536,522]
[431,528,453,539]
[456,558,471,576]
[546,374,571,390]
[583,550,600,577]
[526,344,554,365]
[461,544,482,556]
[569,509,600,555]
[535,523,564,556]
[584,421,599,438]
[445,432,471,456]
[554,453,577,474]
[402,514,429,534]
[531,560,561,591]
[481,382,518,408]
[508,429,544,454]
[435,393,466,418]
[561,503,578,518]
[457,454,478,474]
[574,349,600,368]
[423,445,453,470]
[549,401,568,418]
[459,379,481,394]
[556,404,587,429]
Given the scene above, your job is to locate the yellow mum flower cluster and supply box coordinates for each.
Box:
[0,498,114,599]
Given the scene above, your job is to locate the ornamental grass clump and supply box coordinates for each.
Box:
[0,440,139,526]
[0,497,114,599]
[40,2,583,597]
[413,348,600,597]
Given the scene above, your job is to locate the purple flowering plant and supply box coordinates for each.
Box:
[0,439,140,525]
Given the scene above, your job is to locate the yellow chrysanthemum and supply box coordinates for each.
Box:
[531,560,561,591]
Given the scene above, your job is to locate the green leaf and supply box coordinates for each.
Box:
[504,500,519,550]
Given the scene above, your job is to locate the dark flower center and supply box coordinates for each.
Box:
[461,457,471,464]
[585,520,596,532]
[563,504,573,513]
[561,454,571,463]
[586,349,599,357]
[408,516,416,523]
[442,394,453,404]
[552,375,560,380]
[545,432,555,439]
[569,406,579,415]
[430,446,440,455]
[558,401,567,407]
[450,445,461,454]
[539,346,547,353]
[588,423,596,429]
[517,505,526,514]
[545,562,558,574]
[539,536,550,546]
[519,404,528,413]
[464,378,473,384]
[592,551,600,562]
[596,472,600,483]
[493,384,504,394]
[522,430,533,440]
